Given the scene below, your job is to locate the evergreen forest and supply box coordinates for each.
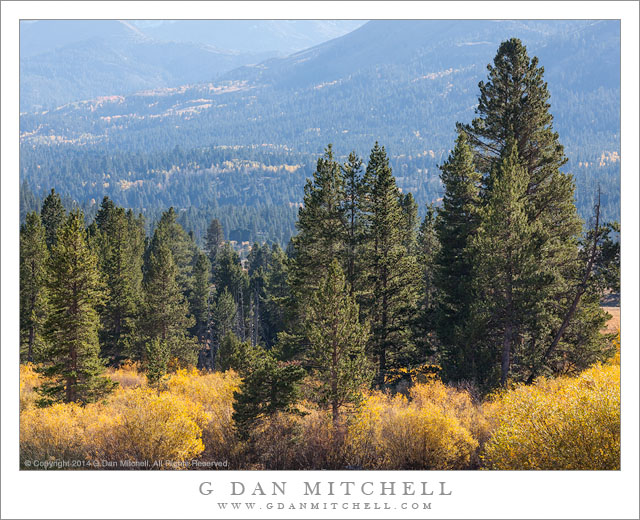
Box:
[19,39,621,471]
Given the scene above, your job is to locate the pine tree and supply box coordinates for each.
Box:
[456,39,608,386]
[261,244,290,348]
[20,212,49,363]
[143,234,198,367]
[206,218,225,268]
[217,331,254,373]
[361,143,420,385]
[232,350,305,441]
[92,198,145,365]
[414,204,440,361]
[145,338,170,385]
[306,259,372,430]
[433,131,483,381]
[37,210,116,405]
[40,188,65,249]
[470,141,542,386]
[150,207,198,296]
[209,289,237,370]
[341,151,365,294]
[399,192,419,254]
[213,242,249,340]
[290,145,346,311]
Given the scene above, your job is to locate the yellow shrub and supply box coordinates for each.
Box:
[347,389,478,470]
[166,368,241,463]
[105,387,207,466]
[21,403,89,467]
[20,387,208,469]
[410,380,491,447]
[482,363,620,470]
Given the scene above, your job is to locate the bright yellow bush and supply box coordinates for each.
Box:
[410,380,491,447]
[104,387,207,466]
[482,363,620,470]
[21,403,89,466]
[21,386,208,469]
[166,368,241,463]
[347,387,478,470]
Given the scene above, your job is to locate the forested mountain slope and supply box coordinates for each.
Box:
[19,20,620,244]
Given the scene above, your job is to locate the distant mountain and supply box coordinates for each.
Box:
[20,20,147,57]
[19,20,365,111]
[20,20,621,242]
[132,20,367,54]
[23,20,619,155]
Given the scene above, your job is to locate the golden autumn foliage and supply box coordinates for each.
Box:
[166,368,240,463]
[347,383,479,469]
[481,362,620,470]
[20,365,240,469]
[20,335,621,470]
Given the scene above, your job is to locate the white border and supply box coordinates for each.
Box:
[2,2,638,519]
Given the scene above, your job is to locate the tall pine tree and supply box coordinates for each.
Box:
[205,218,225,268]
[20,212,49,363]
[306,259,371,430]
[433,131,483,382]
[290,145,346,313]
[92,197,145,365]
[470,141,541,386]
[143,234,198,367]
[452,39,609,386]
[361,143,420,385]
[38,210,115,405]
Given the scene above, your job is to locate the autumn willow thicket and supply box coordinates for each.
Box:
[19,39,620,469]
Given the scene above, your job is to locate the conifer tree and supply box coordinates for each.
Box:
[399,192,419,254]
[92,197,145,365]
[261,244,290,347]
[290,145,346,311]
[209,289,237,369]
[206,218,225,268]
[414,204,440,360]
[145,338,170,385]
[455,38,608,386]
[217,331,254,373]
[361,143,420,385]
[143,234,198,367]
[150,207,198,296]
[20,212,49,363]
[37,210,115,405]
[433,131,483,381]
[40,188,65,249]
[232,351,305,441]
[341,151,365,294]
[306,259,371,430]
[470,141,541,386]
[213,242,249,340]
